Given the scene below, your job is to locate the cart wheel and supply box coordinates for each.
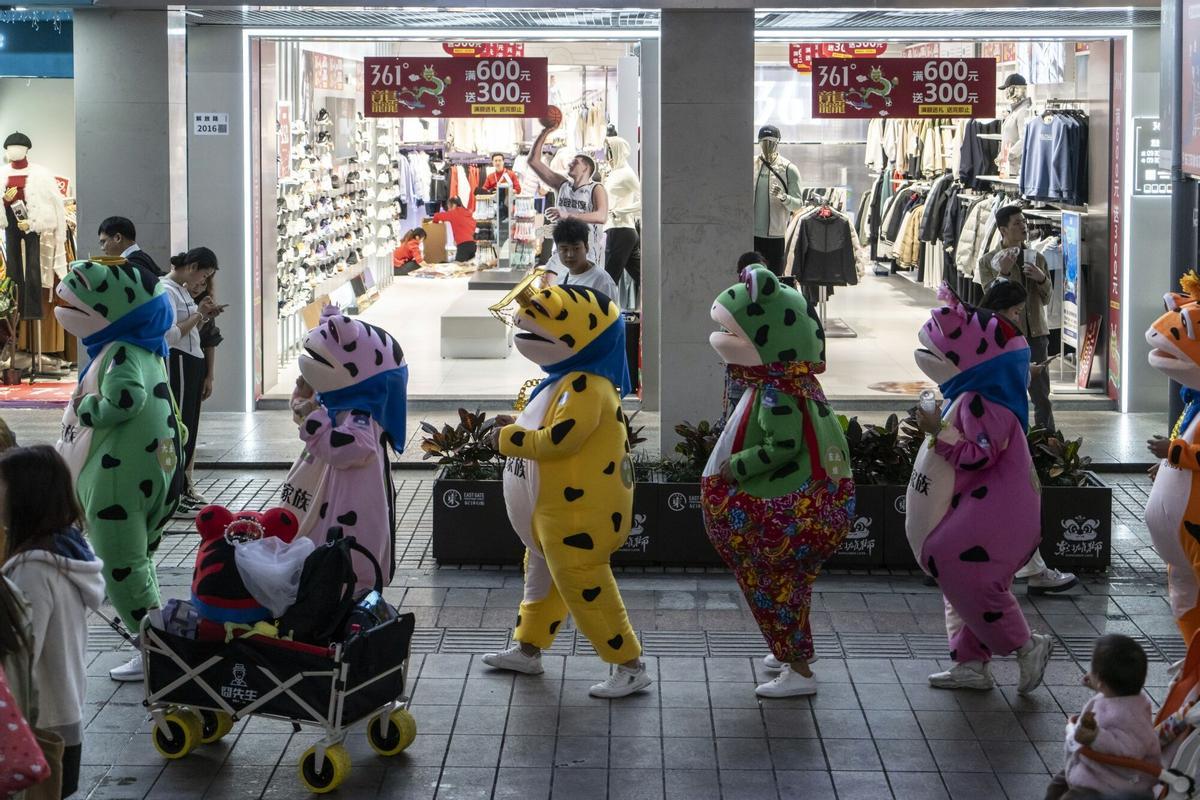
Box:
[367,708,417,756]
[152,711,203,759]
[298,744,350,794]
[199,710,235,744]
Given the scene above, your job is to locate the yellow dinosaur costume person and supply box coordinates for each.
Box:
[481,280,649,698]
[1146,271,1200,644]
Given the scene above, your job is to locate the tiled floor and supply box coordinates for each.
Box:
[71,471,1182,799]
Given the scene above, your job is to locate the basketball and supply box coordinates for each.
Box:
[539,105,563,130]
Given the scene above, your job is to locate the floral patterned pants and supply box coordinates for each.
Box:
[701,475,854,663]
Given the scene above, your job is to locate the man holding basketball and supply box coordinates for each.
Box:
[529,110,609,279]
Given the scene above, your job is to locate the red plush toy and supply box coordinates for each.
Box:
[191,505,300,626]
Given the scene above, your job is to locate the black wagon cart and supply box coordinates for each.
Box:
[140,612,416,793]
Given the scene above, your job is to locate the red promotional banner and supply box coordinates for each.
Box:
[789,42,887,73]
[442,42,526,58]
[811,57,996,119]
[364,56,547,119]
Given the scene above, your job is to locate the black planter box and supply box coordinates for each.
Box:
[431,470,523,565]
[883,485,920,570]
[1040,472,1112,571]
[828,484,886,569]
[612,483,661,566]
[658,482,725,566]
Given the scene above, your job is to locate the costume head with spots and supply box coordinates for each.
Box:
[709,267,825,367]
[916,285,1029,385]
[506,284,630,401]
[299,306,408,451]
[55,258,167,340]
[300,306,406,395]
[1147,271,1200,390]
[192,505,300,624]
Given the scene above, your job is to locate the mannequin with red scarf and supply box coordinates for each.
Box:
[2,131,67,373]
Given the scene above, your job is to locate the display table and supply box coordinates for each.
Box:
[467,268,527,292]
[440,290,513,359]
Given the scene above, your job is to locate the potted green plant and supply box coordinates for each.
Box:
[1028,427,1112,571]
[425,409,523,564]
[837,414,916,569]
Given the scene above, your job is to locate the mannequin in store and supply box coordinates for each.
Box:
[528,119,608,277]
[602,136,641,294]
[999,74,1036,178]
[753,125,803,277]
[1,131,68,375]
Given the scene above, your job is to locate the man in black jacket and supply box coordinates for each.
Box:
[97,216,164,278]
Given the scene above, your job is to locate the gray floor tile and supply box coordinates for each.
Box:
[763,707,819,738]
[857,682,913,710]
[608,768,665,800]
[813,709,870,739]
[435,766,497,800]
[664,768,720,800]
[661,737,715,770]
[610,736,663,770]
[558,705,610,737]
[968,710,1029,741]
[660,680,711,708]
[444,733,502,768]
[554,735,609,769]
[927,739,993,772]
[824,738,883,771]
[941,771,1006,800]
[500,735,557,768]
[712,707,766,738]
[493,767,552,800]
[875,738,936,772]
[611,706,662,738]
[769,737,828,771]
[865,708,925,739]
[997,771,1055,800]
[377,766,442,799]
[453,705,509,735]
[715,737,772,770]
[810,681,863,710]
[981,739,1051,774]
[719,767,780,800]
[916,710,978,740]
[506,705,560,735]
[661,707,714,737]
[831,770,894,800]
[776,770,836,799]
[550,767,608,800]
[886,772,950,800]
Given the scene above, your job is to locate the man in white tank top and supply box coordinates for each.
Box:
[529,121,608,277]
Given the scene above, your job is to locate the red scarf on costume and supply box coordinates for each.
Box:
[727,361,827,404]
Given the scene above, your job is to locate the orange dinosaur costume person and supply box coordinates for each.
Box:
[1145,271,1200,643]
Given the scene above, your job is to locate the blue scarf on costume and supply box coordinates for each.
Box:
[529,317,632,402]
[317,365,408,452]
[939,347,1031,431]
[79,292,173,378]
[1177,387,1200,438]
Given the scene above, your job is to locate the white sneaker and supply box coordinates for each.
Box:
[1017,634,1054,695]
[763,653,818,671]
[1026,568,1078,595]
[756,665,817,698]
[928,661,995,690]
[110,652,145,682]
[481,645,544,675]
[185,488,209,506]
[589,663,652,698]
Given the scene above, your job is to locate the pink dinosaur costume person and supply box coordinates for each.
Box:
[283,306,407,593]
[907,286,1053,693]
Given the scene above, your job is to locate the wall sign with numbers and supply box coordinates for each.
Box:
[1133,118,1171,196]
[193,112,229,136]
[811,57,996,119]
[363,56,547,119]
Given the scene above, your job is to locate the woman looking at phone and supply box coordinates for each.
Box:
[164,247,225,518]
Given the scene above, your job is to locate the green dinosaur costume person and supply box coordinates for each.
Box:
[55,258,183,631]
[701,266,854,698]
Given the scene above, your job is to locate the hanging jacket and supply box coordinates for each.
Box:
[791,212,859,287]
[952,196,994,280]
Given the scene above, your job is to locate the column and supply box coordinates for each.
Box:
[73,9,186,263]
[657,10,755,447]
[186,26,248,412]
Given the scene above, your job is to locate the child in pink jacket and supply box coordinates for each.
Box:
[1046,634,1161,799]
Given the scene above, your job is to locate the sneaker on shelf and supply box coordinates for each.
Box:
[481,645,544,675]
[763,652,818,671]
[1026,568,1078,595]
[928,661,995,691]
[756,665,817,698]
[110,652,145,682]
[589,663,652,699]
[1017,633,1054,695]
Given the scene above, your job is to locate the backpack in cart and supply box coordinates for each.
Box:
[279,527,394,645]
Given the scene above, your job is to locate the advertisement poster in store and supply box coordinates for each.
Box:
[811,57,996,119]
[1108,40,1125,401]
[1061,211,1081,349]
[788,42,887,73]
[442,42,525,58]
[1184,0,1200,176]
[364,56,548,118]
